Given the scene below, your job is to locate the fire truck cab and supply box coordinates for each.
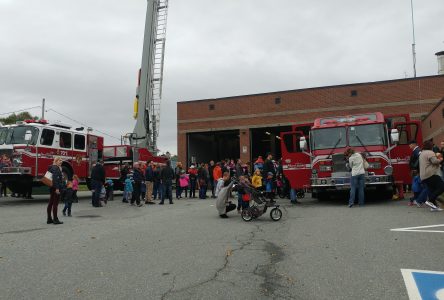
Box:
[0,120,103,194]
[281,112,421,200]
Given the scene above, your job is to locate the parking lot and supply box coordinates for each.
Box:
[0,192,443,300]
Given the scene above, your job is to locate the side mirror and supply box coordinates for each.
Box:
[299,136,307,151]
[24,130,32,142]
[390,129,399,143]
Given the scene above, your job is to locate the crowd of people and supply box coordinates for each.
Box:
[1,138,438,224]
[346,139,444,209]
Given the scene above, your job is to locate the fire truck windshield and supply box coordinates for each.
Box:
[0,127,8,145]
[5,126,39,145]
[312,127,347,150]
[349,124,387,147]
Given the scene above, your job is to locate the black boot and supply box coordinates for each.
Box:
[47,217,53,224]
[53,218,63,225]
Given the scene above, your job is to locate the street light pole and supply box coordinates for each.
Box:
[410,0,417,78]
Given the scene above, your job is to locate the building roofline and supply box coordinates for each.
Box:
[177,75,444,105]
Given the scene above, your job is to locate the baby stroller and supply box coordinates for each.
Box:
[237,184,282,222]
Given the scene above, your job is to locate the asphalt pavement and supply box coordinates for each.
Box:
[0,191,443,299]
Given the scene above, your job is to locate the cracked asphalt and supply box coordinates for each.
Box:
[1,192,443,299]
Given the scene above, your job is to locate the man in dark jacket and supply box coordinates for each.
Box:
[160,160,175,204]
[208,160,216,198]
[262,153,276,178]
[91,161,105,207]
[132,162,144,206]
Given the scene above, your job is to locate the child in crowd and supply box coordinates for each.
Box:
[123,174,133,203]
[265,172,274,201]
[251,169,263,189]
[72,175,79,203]
[179,170,189,198]
[100,185,107,205]
[105,178,114,201]
[62,181,74,217]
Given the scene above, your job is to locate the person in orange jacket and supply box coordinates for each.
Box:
[213,162,222,198]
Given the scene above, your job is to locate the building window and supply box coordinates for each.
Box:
[351,90,358,97]
[275,97,281,104]
[209,104,215,110]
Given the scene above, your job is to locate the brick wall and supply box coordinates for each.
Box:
[422,98,444,145]
[177,75,444,162]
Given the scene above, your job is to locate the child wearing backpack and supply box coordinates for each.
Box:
[123,175,133,203]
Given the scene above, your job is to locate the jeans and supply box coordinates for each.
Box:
[189,179,196,198]
[92,180,102,207]
[63,202,72,215]
[48,188,60,219]
[153,182,162,200]
[349,174,365,206]
[199,185,207,199]
[422,175,444,205]
[415,185,431,204]
[161,181,173,203]
[132,181,142,205]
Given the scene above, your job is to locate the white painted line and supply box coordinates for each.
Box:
[401,269,444,300]
[391,224,444,233]
[401,269,421,300]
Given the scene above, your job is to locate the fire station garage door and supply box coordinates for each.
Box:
[187,130,239,165]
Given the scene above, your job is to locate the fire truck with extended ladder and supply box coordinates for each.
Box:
[280,112,422,200]
[0,0,170,195]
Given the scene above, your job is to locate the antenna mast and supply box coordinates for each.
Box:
[410,0,417,78]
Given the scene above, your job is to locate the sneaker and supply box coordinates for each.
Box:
[348,204,353,208]
[416,202,424,208]
[137,204,143,207]
[430,207,443,212]
[219,214,228,218]
[425,201,438,209]
[408,202,415,206]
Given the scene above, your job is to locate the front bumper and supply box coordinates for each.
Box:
[311,175,391,189]
[0,167,32,175]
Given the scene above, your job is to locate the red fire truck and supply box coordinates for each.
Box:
[0,120,164,194]
[280,112,422,200]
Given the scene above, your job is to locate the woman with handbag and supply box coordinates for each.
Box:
[46,157,64,224]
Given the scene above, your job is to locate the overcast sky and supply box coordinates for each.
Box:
[1,0,443,154]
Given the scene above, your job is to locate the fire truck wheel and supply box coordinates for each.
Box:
[270,208,282,221]
[62,166,72,182]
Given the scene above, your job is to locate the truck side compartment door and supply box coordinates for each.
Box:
[389,121,422,185]
[281,131,311,190]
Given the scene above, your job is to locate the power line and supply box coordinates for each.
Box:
[46,108,121,142]
[0,106,41,116]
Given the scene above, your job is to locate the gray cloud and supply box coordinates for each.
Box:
[1,0,443,154]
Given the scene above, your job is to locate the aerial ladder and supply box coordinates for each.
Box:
[131,0,169,154]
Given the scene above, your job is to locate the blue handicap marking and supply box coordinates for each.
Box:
[402,269,444,300]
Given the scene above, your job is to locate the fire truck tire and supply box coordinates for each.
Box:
[61,166,72,182]
[270,208,282,221]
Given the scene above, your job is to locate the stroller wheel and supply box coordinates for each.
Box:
[270,208,282,221]
[241,209,253,222]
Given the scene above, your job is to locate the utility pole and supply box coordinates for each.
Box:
[410,0,417,78]
[41,98,45,120]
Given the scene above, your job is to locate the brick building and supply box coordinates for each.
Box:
[422,97,444,145]
[177,75,444,165]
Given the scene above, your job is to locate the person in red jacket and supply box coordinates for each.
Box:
[188,164,198,198]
